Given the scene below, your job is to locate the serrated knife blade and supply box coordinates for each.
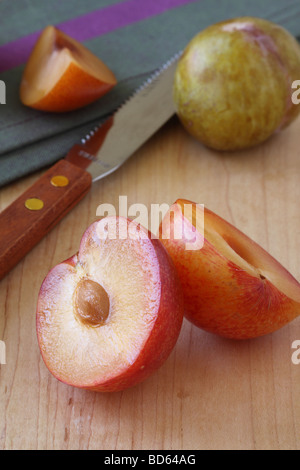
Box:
[66,52,181,181]
[0,53,181,280]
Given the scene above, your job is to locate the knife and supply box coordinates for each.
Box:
[0,53,181,281]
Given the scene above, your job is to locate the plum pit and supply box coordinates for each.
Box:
[74,278,110,327]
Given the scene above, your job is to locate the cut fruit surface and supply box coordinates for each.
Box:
[36,217,183,392]
[20,26,117,112]
[159,200,300,339]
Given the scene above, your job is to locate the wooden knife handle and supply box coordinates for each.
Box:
[0,159,92,281]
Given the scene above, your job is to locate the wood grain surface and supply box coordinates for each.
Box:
[0,115,300,450]
[0,159,92,281]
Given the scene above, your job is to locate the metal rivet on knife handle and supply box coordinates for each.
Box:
[50,175,69,187]
[25,198,44,211]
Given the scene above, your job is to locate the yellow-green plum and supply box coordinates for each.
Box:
[173,17,300,151]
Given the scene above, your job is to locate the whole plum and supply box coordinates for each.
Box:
[173,17,300,151]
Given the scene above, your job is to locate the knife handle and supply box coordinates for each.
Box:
[0,159,92,281]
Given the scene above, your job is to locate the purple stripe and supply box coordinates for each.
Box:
[0,0,197,73]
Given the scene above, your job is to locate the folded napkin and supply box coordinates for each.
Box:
[1,0,300,187]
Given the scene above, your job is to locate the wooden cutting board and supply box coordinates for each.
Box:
[0,116,299,450]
